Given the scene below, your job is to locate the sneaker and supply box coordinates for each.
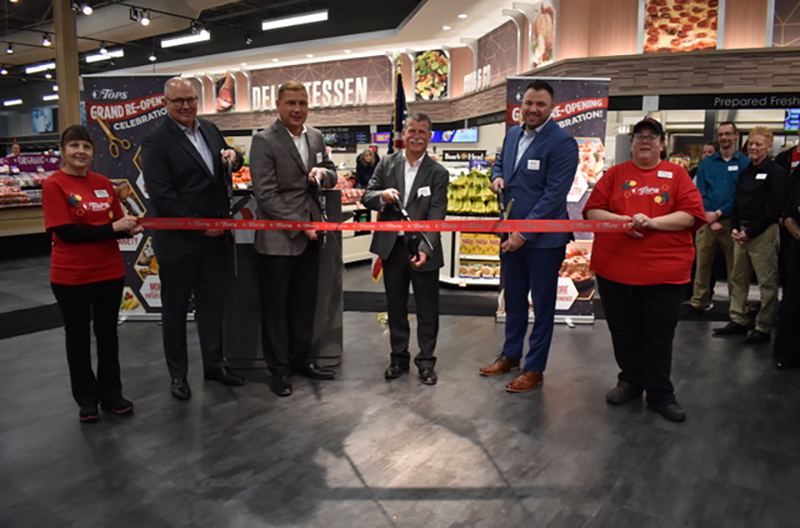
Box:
[79,404,100,423]
[101,397,134,415]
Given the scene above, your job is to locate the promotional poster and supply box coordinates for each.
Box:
[83,75,173,320]
[503,76,610,322]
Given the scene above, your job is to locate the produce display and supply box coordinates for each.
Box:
[232,166,252,189]
[414,50,448,101]
[447,169,500,215]
[0,172,52,208]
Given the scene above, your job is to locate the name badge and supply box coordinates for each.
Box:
[316,152,323,164]
[94,189,109,198]
[657,170,673,179]
[527,159,540,171]
[418,186,431,197]
[755,173,768,180]
[728,165,739,172]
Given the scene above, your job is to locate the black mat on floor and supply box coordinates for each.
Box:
[0,304,63,340]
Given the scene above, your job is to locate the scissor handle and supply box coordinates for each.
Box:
[109,142,120,158]
[120,139,131,149]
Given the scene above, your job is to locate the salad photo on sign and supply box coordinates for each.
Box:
[642,0,720,53]
[414,50,449,101]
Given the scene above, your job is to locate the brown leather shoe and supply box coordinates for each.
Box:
[505,371,543,393]
[478,356,520,376]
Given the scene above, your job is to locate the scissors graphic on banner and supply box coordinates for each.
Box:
[97,117,131,158]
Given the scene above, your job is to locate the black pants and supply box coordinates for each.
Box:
[158,238,227,379]
[597,275,685,405]
[51,277,125,407]
[774,238,800,365]
[382,237,439,369]
[257,241,320,372]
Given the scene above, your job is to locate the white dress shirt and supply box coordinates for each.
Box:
[286,124,309,171]
[402,152,426,206]
[173,118,215,175]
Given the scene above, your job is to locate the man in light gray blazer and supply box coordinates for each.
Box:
[362,112,449,385]
[250,81,337,397]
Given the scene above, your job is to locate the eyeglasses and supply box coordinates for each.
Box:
[634,133,660,142]
[165,96,198,107]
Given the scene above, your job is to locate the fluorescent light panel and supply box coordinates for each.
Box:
[3,99,22,106]
[161,29,210,48]
[25,62,56,74]
[85,48,124,63]
[43,94,59,101]
[262,10,327,31]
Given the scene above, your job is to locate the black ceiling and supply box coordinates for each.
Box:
[0,0,422,92]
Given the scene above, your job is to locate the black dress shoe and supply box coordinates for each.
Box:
[419,367,438,385]
[204,367,247,386]
[384,362,409,379]
[605,381,643,405]
[170,378,191,401]
[271,370,292,397]
[712,322,748,336]
[649,401,686,422]
[742,330,770,344]
[294,362,335,380]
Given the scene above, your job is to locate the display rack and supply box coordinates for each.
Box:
[439,216,501,287]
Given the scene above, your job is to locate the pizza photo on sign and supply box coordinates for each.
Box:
[643,0,719,54]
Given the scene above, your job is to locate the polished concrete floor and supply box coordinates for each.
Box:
[2,308,799,527]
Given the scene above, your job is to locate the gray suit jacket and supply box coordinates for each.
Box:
[362,152,449,272]
[250,119,336,256]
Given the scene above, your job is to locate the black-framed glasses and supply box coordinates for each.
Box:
[165,96,199,107]
[634,133,660,142]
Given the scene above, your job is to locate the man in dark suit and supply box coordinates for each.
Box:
[142,77,246,401]
[362,113,449,385]
[478,80,578,393]
[250,81,337,397]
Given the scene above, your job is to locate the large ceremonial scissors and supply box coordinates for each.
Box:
[97,118,131,158]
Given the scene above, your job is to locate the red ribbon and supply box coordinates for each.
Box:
[138,217,629,233]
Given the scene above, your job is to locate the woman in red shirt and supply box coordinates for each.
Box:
[583,118,705,423]
[42,125,143,423]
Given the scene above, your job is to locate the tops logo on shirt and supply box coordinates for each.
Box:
[621,182,671,204]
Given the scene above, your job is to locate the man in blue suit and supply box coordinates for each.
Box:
[479,80,578,393]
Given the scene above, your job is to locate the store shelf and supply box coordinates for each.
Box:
[460,254,500,261]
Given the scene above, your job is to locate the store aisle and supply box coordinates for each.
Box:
[1,313,798,528]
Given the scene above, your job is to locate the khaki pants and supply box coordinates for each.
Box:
[729,223,780,333]
[691,218,734,309]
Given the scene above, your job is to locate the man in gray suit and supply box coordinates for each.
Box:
[250,81,337,397]
[362,113,449,384]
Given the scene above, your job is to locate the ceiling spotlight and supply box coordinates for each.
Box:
[240,62,247,66]
[6,43,13,55]
[149,52,157,62]
[442,25,452,31]
[99,43,108,54]
[45,73,53,79]
[42,33,52,47]
[343,49,351,54]
[190,20,203,35]
[140,11,151,26]
[306,54,314,58]
[245,32,253,45]
[82,3,93,16]
[458,14,468,19]
[272,58,279,62]
[53,85,59,91]
[0,68,7,75]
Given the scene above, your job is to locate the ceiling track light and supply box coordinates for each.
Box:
[129,7,151,26]
[141,11,150,26]
[190,20,204,35]
[245,32,253,45]
[6,43,13,55]
[42,33,52,47]
[0,68,7,76]
[82,3,94,16]
[99,42,108,54]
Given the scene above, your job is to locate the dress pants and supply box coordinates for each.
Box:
[382,237,439,369]
[501,245,565,373]
[51,277,125,406]
[257,241,320,372]
[774,237,800,365]
[597,275,684,405]
[691,218,734,309]
[729,223,780,333]
[158,237,227,380]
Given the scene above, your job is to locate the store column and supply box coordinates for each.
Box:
[54,0,81,131]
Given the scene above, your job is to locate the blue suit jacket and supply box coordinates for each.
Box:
[491,118,578,248]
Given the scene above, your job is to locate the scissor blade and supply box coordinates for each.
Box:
[504,198,515,220]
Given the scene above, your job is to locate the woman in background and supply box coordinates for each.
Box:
[42,125,142,423]
[355,148,379,188]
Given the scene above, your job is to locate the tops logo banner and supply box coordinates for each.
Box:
[91,89,130,100]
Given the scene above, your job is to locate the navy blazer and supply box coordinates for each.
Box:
[491,118,578,249]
